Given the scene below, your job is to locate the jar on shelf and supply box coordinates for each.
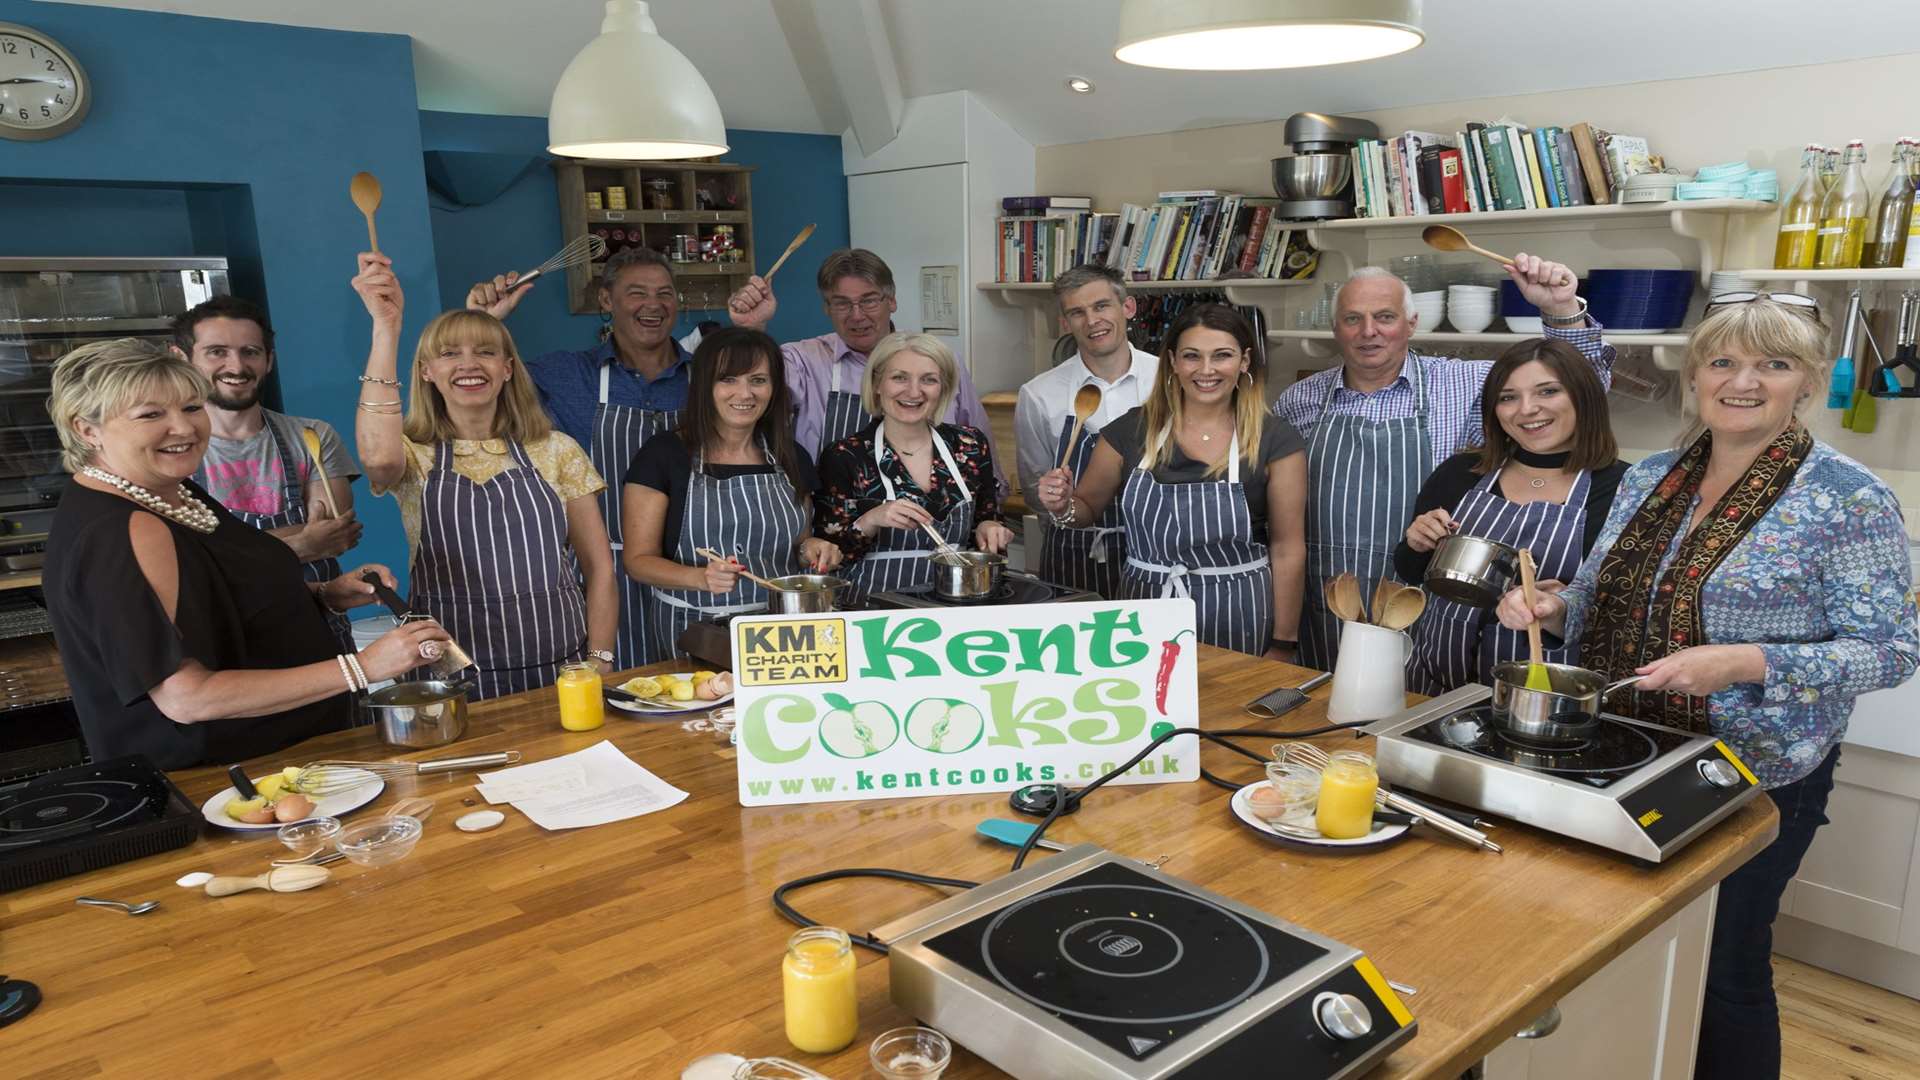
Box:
[605,185,628,211]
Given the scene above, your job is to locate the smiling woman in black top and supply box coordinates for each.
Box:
[1394,337,1627,693]
[41,339,450,769]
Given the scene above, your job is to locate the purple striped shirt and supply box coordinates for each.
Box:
[1272,324,1613,468]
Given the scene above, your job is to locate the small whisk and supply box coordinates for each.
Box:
[292,751,522,795]
[1275,741,1502,854]
[511,233,607,291]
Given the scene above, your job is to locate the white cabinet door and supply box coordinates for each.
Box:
[1482,888,1715,1080]
[1779,746,1919,948]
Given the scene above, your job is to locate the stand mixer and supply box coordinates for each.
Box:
[1272,112,1381,221]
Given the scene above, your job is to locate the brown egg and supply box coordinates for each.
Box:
[1247,785,1290,822]
[273,794,316,822]
[238,805,278,825]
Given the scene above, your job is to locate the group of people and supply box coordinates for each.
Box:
[37,227,1920,1078]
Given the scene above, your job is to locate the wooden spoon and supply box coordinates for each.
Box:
[1369,575,1398,626]
[1422,223,1513,267]
[1377,586,1428,631]
[300,427,341,519]
[204,864,331,897]
[1325,572,1364,623]
[1057,384,1103,471]
[763,223,816,282]
[1516,549,1553,690]
[350,171,383,253]
[695,548,777,590]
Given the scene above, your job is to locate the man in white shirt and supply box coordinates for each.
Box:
[1014,265,1158,598]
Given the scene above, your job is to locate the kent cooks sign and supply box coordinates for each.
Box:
[731,600,1201,806]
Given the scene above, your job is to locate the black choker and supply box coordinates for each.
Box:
[1510,446,1572,469]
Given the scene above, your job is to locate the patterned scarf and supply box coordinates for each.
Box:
[1582,421,1813,732]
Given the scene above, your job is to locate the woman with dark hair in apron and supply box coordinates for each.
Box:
[1032,304,1307,659]
[621,328,841,657]
[354,253,620,700]
[1393,338,1627,693]
[814,333,1012,601]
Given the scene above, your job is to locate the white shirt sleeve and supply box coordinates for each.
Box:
[1014,381,1056,497]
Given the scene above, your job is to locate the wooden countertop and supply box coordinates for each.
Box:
[1,649,1777,1079]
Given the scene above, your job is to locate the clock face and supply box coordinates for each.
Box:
[0,24,87,139]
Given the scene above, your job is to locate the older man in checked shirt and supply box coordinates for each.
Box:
[1274,255,1612,670]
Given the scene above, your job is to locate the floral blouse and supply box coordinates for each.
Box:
[1560,440,1919,787]
[814,421,1005,559]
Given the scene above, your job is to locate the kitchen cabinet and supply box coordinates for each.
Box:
[551,159,754,313]
[1480,888,1715,1079]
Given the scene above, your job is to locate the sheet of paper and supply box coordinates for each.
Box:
[474,758,591,804]
[477,740,687,830]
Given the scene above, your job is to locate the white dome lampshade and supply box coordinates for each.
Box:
[548,0,729,159]
[1115,0,1424,70]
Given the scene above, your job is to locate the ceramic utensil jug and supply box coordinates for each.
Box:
[1326,620,1409,723]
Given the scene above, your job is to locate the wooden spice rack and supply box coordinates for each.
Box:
[553,159,757,313]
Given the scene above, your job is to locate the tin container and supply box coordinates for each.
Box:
[606,185,628,210]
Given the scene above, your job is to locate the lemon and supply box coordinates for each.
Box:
[224,796,268,820]
[667,680,695,702]
[622,676,662,698]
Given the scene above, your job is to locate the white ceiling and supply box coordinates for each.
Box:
[61,0,1920,146]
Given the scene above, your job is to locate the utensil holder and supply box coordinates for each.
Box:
[1327,620,1409,723]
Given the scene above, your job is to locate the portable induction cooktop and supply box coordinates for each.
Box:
[1368,684,1763,863]
[866,569,1101,610]
[0,756,201,892]
[873,845,1415,1079]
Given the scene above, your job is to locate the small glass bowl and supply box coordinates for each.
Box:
[869,1026,952,1079]
[276,816,341,857]
[1257,762,1321,828]
[333,814,423,867]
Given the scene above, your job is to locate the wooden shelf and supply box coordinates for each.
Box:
[1269,328,1689,346]
[0,571,42,592]
[555,159,755,313]
[1306,198,1777,233]
[588,210,749,225]
[1733,268,1920,284]
[979,278,1311,292]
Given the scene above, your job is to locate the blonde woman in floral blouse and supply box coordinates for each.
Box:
[1498,294,1918,1080]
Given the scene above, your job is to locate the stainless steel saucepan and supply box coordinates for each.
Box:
[1425,533,1520,609]
[928,550,1005,600]
[760,574,850,615]
[1489,661,1645,748]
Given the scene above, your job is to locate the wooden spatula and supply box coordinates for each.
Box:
[1369,575,1398,626]
[1516,549,1552,690]
[1422,223,1513,267]
[350,172,383,253]
[763,223,816,282]
[300,427,341,519]
[1058,384,1103,471]
[695,548,777,590]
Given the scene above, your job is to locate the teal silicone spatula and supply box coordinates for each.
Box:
[977,818,1067,852]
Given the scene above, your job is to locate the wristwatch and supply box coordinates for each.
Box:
[587,649,615,665]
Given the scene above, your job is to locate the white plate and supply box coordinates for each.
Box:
[1229,782,1408,849]
[200,768,385,831]
[606,672,734,715]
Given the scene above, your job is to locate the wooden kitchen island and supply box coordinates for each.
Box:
[2,648,1776,1079]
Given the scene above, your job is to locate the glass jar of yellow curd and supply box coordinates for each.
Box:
[555,662,604,732]
[1315,750,1379,840]
[783,925,859,1054]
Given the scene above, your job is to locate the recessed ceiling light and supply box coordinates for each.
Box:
[1066,77,1095,94]
[1114,0,1424,71]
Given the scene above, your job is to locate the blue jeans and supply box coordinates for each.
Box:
[1694,746,1839,1080]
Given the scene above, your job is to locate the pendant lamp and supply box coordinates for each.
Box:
[1115,0,1424,70]
[549,0,728,159]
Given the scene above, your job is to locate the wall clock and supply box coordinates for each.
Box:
[0,22,89,141]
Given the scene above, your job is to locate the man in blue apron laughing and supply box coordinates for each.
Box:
[1272,257,1613,671]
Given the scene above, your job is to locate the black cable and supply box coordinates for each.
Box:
[772,867,979,954]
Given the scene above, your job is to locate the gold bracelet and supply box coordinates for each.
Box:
[358,374,402,387]
[357,401,403,414]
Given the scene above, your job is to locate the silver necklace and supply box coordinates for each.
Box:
[81,467,220,533]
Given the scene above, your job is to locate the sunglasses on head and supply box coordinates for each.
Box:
[1705,291,1822,319]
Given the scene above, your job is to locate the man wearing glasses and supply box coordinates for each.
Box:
[726,248,1002,488]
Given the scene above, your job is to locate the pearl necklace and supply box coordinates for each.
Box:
[81,467,220,533]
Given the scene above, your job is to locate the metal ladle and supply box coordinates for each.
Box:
[76,897,159,915]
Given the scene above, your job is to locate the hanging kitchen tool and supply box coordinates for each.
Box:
[1852,302,1892,432]
[349,172,383,253]
[1873,290,1920,398]
[508,233,608,292]
[1830,289,1863,411]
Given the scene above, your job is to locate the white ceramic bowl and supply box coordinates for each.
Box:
[1504,316,1544,334]
[1449,309,1496,333]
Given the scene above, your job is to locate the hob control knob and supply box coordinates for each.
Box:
[1698,758,1743,788]
[1314,992,1373,1041]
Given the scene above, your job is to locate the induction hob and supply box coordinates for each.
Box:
[0,755,201,892]
[865,569,1101,610]
[874,845,1415,1079]
[1368,685,1764,863]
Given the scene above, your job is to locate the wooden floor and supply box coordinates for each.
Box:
[1778,955,1920,1080]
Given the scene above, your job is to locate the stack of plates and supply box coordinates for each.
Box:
[1447,284,1497,333]
[1742,169,1779,201]
[1587,268,1695,332]
[1411,288,1446,330]
[1708,271,1758,300]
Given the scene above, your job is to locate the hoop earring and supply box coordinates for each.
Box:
[1238,370,1254,389]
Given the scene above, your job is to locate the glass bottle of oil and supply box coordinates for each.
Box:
[1821,145,1840,193]
[1774,144,1824,270]
[1864,140,1916,269]
[1815,140,1871,269]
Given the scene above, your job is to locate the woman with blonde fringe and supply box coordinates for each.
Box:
[352,253,619,699]
[1033,304,1307,659]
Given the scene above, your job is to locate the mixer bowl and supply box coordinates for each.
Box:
[1272,154,1352,200]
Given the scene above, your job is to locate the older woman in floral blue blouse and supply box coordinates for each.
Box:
[1500,294,1918,1080]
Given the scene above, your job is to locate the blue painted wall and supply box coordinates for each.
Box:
[0,182,195,257]
[419,112,848,357]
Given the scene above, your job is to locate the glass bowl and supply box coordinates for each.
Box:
[276,816,341,857]
[333,814,424,867]
[1255,762,1321,829]
[869,1026,952,1079]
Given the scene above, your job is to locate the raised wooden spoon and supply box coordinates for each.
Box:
[763,223,816,282]
[350,171,383,253]
[1057,384,1104,471]
[1422,223,1513,267]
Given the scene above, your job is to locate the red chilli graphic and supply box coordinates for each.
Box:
[1154,629,1196,715]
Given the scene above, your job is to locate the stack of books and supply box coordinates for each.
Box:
[1349,124,1659,218]
[996,193,1315,283]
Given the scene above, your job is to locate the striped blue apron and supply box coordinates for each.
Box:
[1038,414,1126,598]
[1119,429,1271,656]
[591,362,682,667]
[818,360,874,458]
[647,446,808,658]
[839,427,973,601]
[1408,467,1591,694]
[410,440,588,700]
